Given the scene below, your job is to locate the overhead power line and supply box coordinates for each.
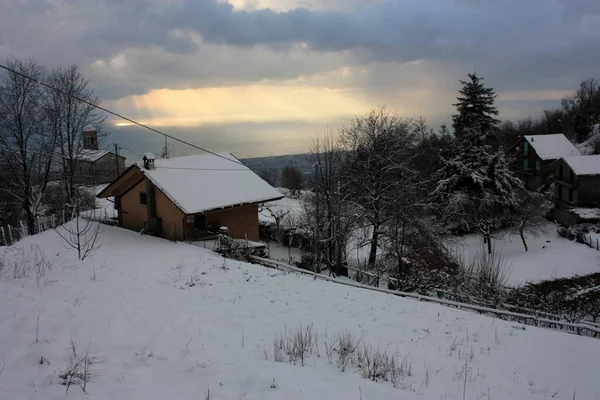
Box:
[0,63,245,167]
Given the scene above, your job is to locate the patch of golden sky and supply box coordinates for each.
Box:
[113,83,372,127]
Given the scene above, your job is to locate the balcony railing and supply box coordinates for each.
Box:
[552,177,578,188]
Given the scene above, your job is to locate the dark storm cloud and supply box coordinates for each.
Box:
[0,0,599,100]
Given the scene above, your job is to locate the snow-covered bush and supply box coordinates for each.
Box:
[508,273,600,323]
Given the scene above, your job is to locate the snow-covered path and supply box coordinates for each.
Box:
[0,226,599,399]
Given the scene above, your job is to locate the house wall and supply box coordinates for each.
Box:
[120,179,148,233]
[155,186,185,241]
[518,140,555,190]
[74,153,127,184]
[92,154,126,184]
[577,175,600,205]
[185,204,260,242]
[551,160,600,225]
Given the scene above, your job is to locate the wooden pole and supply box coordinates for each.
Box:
[1,226,6,246]
[9,225,14,244]
[19,220,26,237]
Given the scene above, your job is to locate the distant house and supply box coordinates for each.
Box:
[552,155,600,226]
[97,152,283,242]
[69,129,126,184]
[514,134,580,191]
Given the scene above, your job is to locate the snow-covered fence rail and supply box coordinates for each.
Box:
[250,255,600,339]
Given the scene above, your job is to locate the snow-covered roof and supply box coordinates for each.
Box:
[563,155,600,176]
[524,134,580,160]
[78,149,110,162]
[135,152,284,215]
[569,208,600,220]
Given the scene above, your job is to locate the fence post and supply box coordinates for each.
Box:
[8,225,13,245]
[62,209,65,225]
[0,226,5,246]
[52,214,55,228]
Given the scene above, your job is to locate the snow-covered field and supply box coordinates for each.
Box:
[455,222,600,286]
[1,225,599,399]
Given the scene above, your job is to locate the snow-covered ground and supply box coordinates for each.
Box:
[455,222,600,286]
[1,225,599,399]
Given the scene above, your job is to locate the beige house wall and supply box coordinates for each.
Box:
[155,186,186,241]
[120,179,148,232]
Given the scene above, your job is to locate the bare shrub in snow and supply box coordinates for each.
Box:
[357,344,412,389]
[4,244,52,286]
[55,216,101,261]
[454,249,510,305]
[59,340,95,393]
[274,323,317,366]
[336,330,360,372]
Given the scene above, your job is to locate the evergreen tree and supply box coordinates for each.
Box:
[434,75,522,253]
[452,73,500,141]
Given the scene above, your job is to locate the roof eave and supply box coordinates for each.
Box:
[185,195,285,216]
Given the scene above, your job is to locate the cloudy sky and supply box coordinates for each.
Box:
[1,0,599,157]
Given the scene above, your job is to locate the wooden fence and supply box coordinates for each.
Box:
[249,255,600,339]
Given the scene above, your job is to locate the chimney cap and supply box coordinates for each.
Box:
[143,153,156,170]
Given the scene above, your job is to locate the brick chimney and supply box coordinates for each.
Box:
[82,128,98,150]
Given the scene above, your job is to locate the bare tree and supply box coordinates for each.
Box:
[339,107,418,268]
[0,58,57,234]
[306,133,357,275]
[44,65,104,207]
[511,191,550,252]
[257,166,278,187]
[55,189,101,260]
[561,78,600,143]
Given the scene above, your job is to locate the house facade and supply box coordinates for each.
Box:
[97,152,283,242]
[514,134,580,191]
[552,155,600,226]
[69,129,126,184]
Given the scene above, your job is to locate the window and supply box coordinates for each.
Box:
[558,185,563,199]
[139,192,147,205]
[523,141,528,156]
[523,159,529,172]
[570,170,575,183]
[535,160,541,172]
[568,188,573,202]
[559,165,563,179]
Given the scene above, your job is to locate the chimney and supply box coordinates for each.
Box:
[143,153,155,170]
[82,128,99,150]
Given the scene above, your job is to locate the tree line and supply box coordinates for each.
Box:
[270,73,600,293]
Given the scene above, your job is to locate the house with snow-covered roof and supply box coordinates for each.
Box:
[97,152,283,242]
[552,155,600,226]
[67,128,126,184]
[514,134,580,191]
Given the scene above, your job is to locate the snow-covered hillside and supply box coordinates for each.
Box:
[1,226,599,399]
